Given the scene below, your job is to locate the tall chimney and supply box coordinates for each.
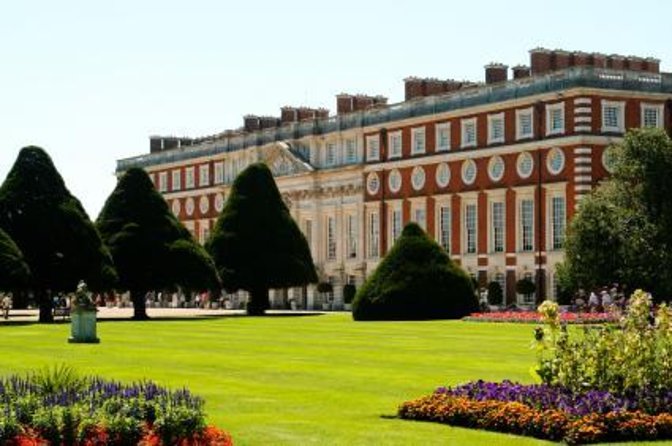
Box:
[404,77,425,100]
[512,65,531,79]
[243,115,261,132]
[484,63,508,84]
[336,94,354,114]
[281,106,298,124]
[530,48,552,75]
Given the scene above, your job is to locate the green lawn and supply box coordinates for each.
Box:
[0,314,667,445]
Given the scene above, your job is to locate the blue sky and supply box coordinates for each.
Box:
[1,0,670,216]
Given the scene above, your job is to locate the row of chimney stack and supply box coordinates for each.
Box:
[529,48,660,75]
[404,77,480,101]
[336,94,388,114]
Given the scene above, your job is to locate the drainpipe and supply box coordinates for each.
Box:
[534,101,545,304]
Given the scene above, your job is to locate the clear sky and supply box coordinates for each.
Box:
[1,0,670,217]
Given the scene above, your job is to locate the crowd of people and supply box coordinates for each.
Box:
[572,284,629,313]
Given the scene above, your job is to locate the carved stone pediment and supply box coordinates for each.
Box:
[259,142,314,177]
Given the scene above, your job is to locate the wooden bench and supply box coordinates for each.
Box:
[53,307,71,320]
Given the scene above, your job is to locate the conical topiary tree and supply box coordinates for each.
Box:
[97,168,220,320]
[0,146,117,322]
[206,163,317,315]
[352,223,477,320]
[0,227,30,290]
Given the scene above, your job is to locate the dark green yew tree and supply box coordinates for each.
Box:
[352,223,477,321]
[206,163,317,315]
[97,168,219,320]
[0,228,30,290]
[0,146,116,322]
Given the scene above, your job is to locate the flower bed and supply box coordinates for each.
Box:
[464,311,617,324]
[398,389,672,444]
[400,294,672,444]
[0,368,233,445]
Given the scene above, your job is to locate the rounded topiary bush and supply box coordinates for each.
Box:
[352,223,477,320]
[487,281,503,306]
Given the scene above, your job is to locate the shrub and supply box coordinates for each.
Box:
[352,223,477,320]
[515,278,536,299]
[486,281,503,306]
[0,369,232,445]
[534,291,672,394]
[316,282,333,295]
[342,284,356,304]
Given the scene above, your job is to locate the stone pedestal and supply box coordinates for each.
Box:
[68,309,100,344]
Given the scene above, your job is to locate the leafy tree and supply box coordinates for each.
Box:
[97,168,219,319]
[206,163,317,316]
[342,284,356,305]
[565,129,672,299]
[515,278,536,301]
[352,223,477,320]
[487,281,503,306]
[0,146,116,322]
[0,228,30,290]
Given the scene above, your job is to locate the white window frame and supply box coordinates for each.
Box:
[641,103,664,129]
[388,131,402,159]
[437,204,451,253]
[546,102,565,136]
[366,135,380,161]
[491,201,505,253]
[171,170,181,191]
[185,167,195,189]
[412,205,426,230]
[367,211,380,259]
[199,223,210,245]
[411,126,426,155]
[158,172,168,192]
[601,100,625,133]
[487,112,505,144]
[389,206,402,244]
[325,142,337,167]
[549,195,566,251]
[199,164,210,187]
[516,107,534,140]
[520,198,535,252]
[461,118,477,148]
[345,138,357,163]
[464,202,477,255]
[436,122,451,152]
[214,162,224,185]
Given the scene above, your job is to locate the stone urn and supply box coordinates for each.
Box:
[68,281,100,344]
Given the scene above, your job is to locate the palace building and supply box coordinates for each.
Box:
[116,48,672,309]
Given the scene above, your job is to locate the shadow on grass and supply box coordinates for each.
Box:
[0,312,327,326]
[97,312,326,323]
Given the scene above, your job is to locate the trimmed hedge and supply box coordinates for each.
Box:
[352,223,477,320]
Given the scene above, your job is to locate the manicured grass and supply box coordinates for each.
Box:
[0,314,663,445]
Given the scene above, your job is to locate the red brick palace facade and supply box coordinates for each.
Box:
[117,48,672,308]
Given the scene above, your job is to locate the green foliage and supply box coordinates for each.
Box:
[97,168,219,300]
[0,147,116,302]
[206,163,317,313]
[352,223,477,320]
[317,282,333,294]
[0,227,30,289]
[534,291,672,393]
[565,129,672,299]
[343,284,356,304]
[31,364,83,395]
[515,278,535,297]
[487,281,503,306]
